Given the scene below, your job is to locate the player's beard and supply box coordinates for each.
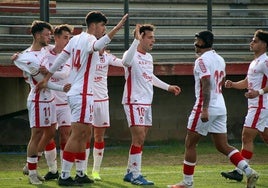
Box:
[40,41,48,47]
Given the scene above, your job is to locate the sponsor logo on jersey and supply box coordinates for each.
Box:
[142,72,152,82]
[94,76,103,82]
[198,59,207,73]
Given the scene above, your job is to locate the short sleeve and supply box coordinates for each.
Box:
[195,57,211,79]
[14,53,39,75]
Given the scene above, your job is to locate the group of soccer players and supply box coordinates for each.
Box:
[13,10,268,188]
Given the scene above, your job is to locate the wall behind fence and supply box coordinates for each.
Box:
[0,75,250,146]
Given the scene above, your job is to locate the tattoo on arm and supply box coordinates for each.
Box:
[201,77,211,109]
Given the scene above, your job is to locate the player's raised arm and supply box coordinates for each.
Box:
[122,24,142,67]
[107,14,128,40]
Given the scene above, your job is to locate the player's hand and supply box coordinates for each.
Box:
[201,108,209,122]
[134,24,142,40]
[63,83,71,92]
[245,89,259,99]
[114,13,128,31]
[10,52,19,62]
[35,79,48,93]
[39,66,48,76]
[225,80,233,88]
[168,85,181,96]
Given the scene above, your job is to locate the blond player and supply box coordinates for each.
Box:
[122,24,181,186]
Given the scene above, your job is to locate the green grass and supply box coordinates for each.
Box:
[0,142,267,188]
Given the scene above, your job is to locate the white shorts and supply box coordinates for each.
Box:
[55,104,71,127]
[123,104,152,127]
[68,95,94,124]
[244,108,268,132]
[27,100,56,128]
[93,99,110,128]
[187,109,227,136]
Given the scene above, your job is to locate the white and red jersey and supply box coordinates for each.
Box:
[247,53,268,109]
[14,46,56,102]
[46,46,71,105]
[193,50,226,115]
[122,49,154,105]
[60,32,100,96]
[94,51,123,100]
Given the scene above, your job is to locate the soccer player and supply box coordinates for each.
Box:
[167,31,258,188]
[13,20,71,185]
[121,24,181,185]
[86,48,124,181]
[35,11,128,186]
[41,24,73,180]
[221,30,268,183]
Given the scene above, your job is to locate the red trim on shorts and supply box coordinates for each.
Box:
[190,80,203,131]
[241,149,253,160]
[251,75,268,128]
[80,54,92,123]
[130,145,142,154]
[94,142,104,149]
[251,107,261,129]
[31,98,54,103]
[56,103,68,106]
[34,100,40,128]
[94,98,109,102]
[129,104,135,126]
[229,151,244,166]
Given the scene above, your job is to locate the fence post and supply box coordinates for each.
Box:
[40,0,49,22]
[207,0,212,31]
[124,0,129,50]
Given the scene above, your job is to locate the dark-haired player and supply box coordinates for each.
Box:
[167,31,258,188]
[36,11,128,186]
[221,29,268,186]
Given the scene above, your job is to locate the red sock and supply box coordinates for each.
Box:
[183,161,195,175]
[45,140,56,151]
[94,142,104,149]
[241,149,253,160]
[130,145,142,154]
[63,151,75,162]
[229,151,244,166]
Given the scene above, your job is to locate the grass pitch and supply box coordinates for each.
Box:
[0,141,267,188]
